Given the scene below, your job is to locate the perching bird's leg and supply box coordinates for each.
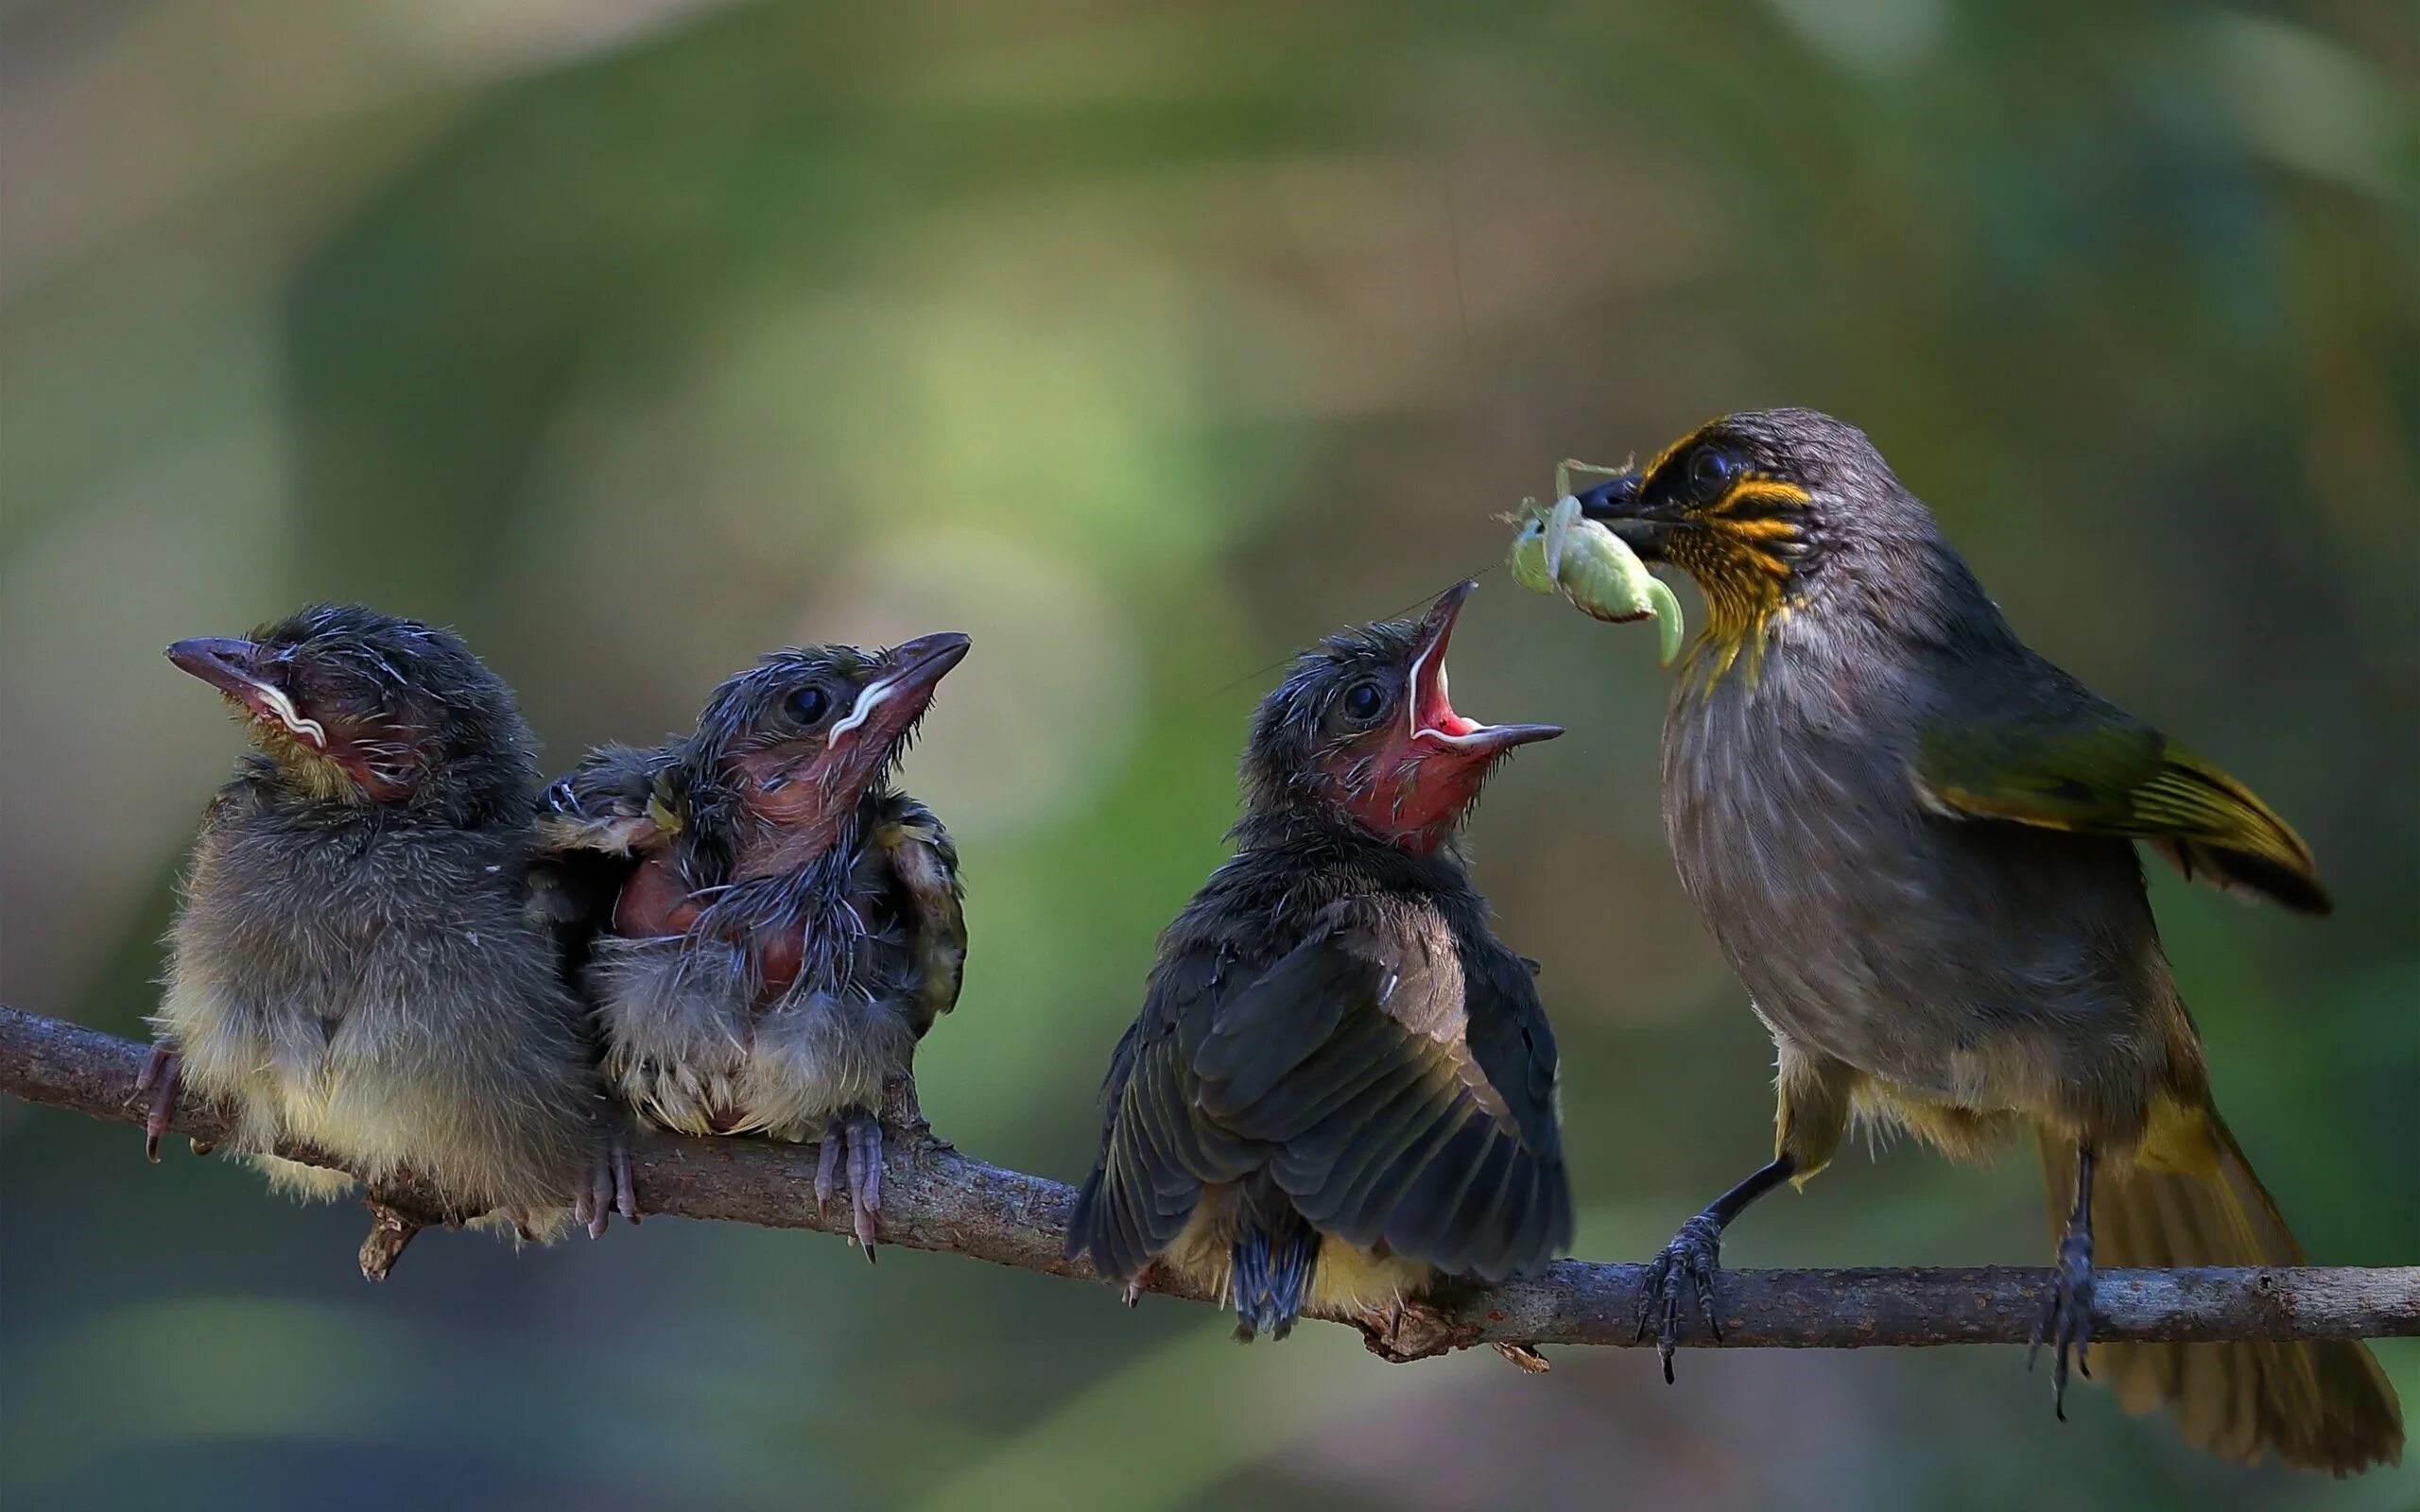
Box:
[1635,1152,1798,1383]
[826,1107,883,1257]
[1121,1261,1158,1307]
[612,1135,639,1224]
[814,1126,843,1215]
[2031,1144,2097,1418]
[579,1132,639,1238]
[132,1043,179,1162]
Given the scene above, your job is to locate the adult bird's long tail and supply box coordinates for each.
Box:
[2038,1118,2403,1474]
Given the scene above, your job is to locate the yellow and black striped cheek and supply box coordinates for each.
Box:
[1664,474,1813,642]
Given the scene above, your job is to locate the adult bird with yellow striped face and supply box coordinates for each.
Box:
[1578,408,2399,1473]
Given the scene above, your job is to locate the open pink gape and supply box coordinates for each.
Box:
[1340,581,1562,851]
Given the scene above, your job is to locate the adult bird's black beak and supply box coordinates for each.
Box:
[1574,472,1675,560]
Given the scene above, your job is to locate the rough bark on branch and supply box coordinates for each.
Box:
[4,1005,2414,1358]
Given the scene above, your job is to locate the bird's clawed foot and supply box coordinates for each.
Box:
[814,1108,884,1257]
[1356,1297,1476,1364]
[1121,1262,1157,1307]
[1634,1213,1727,1383]
[132,1044,181,1161]
[2029,1223,2096,1418]
[576,1135,641,1239]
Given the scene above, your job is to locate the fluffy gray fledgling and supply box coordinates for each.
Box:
[150,604,610,1239]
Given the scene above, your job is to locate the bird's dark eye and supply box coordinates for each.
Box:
[786,684,833,726]
[1687,447,1735,501]
[1340,679,1387,725]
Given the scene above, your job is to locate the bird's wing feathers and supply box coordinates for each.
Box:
[527,741,679,943]
[1068,948,1259,1280]
[1912,690,2328,915]
[536,743,673,858]
[869,798,966,1038]
[1069,901,1570,1285]
[1192,902,1570,1281]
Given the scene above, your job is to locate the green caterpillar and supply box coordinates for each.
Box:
[1506,461,1685,666]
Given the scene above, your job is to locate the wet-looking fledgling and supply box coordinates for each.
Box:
[536,632,971,1254]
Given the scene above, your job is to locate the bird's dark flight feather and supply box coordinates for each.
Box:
[1067,851,1571,1293]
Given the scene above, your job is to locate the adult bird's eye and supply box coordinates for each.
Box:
[786,684,833,726]
[1340,679,1386,724]
[1688,447,1735,501]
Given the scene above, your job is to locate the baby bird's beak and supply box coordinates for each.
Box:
[167,637,326,748]
[1406,584,1562,759]
[826,632,972,756]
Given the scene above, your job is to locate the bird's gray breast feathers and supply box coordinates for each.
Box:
[1663,629,2167,1109]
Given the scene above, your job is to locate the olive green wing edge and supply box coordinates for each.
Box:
[1912,716,2329,915]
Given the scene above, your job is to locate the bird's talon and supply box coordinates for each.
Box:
[612,1138,639,1223]
[814,1130,841,1214]
[133,1045,181,1163]
[2036,1224,2096,1419]
[1637,1213,1725,1383]
[828,1109,883,1256]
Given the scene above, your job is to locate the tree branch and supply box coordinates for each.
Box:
[4,1005,2413,1359]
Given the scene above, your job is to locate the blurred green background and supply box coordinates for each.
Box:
[2,2,2412,1507]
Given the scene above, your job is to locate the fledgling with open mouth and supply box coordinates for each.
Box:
[1066,582,1573,1355]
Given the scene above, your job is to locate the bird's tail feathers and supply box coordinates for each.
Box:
[1229,1179,1320,1343]
[2038,1117,2402,1473]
